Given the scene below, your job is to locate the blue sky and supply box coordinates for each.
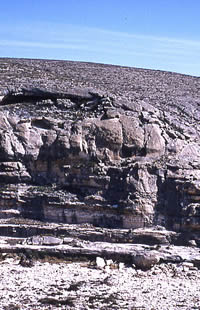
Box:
[0,0,200,76]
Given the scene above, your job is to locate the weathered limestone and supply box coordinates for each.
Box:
[0,58,200,234]
[132,252,160,270]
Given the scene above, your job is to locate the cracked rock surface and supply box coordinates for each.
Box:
[0,58,200,232]
[0,58,200,309]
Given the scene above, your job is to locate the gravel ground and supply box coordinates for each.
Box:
[0,257,200,310]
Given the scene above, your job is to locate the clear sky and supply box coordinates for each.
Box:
[0,0,200,76]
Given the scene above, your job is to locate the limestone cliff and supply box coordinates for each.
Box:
[0,58,200,231]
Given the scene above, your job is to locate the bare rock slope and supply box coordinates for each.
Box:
[0,58,200,234]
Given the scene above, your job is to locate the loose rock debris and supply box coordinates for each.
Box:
[0,258,200,310]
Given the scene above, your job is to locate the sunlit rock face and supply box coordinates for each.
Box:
[0,58,200,230]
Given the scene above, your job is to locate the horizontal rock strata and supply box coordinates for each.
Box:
[0,58,200,233]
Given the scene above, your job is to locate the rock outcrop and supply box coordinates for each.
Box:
[0,58,200,236]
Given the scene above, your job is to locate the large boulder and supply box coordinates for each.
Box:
[132,252,160,270]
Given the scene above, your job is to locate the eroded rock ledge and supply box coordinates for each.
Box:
[0,58,200,235]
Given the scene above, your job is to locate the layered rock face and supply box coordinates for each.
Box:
[0,58,200,231]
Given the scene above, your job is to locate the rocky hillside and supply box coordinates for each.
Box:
[0,57,200,232]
